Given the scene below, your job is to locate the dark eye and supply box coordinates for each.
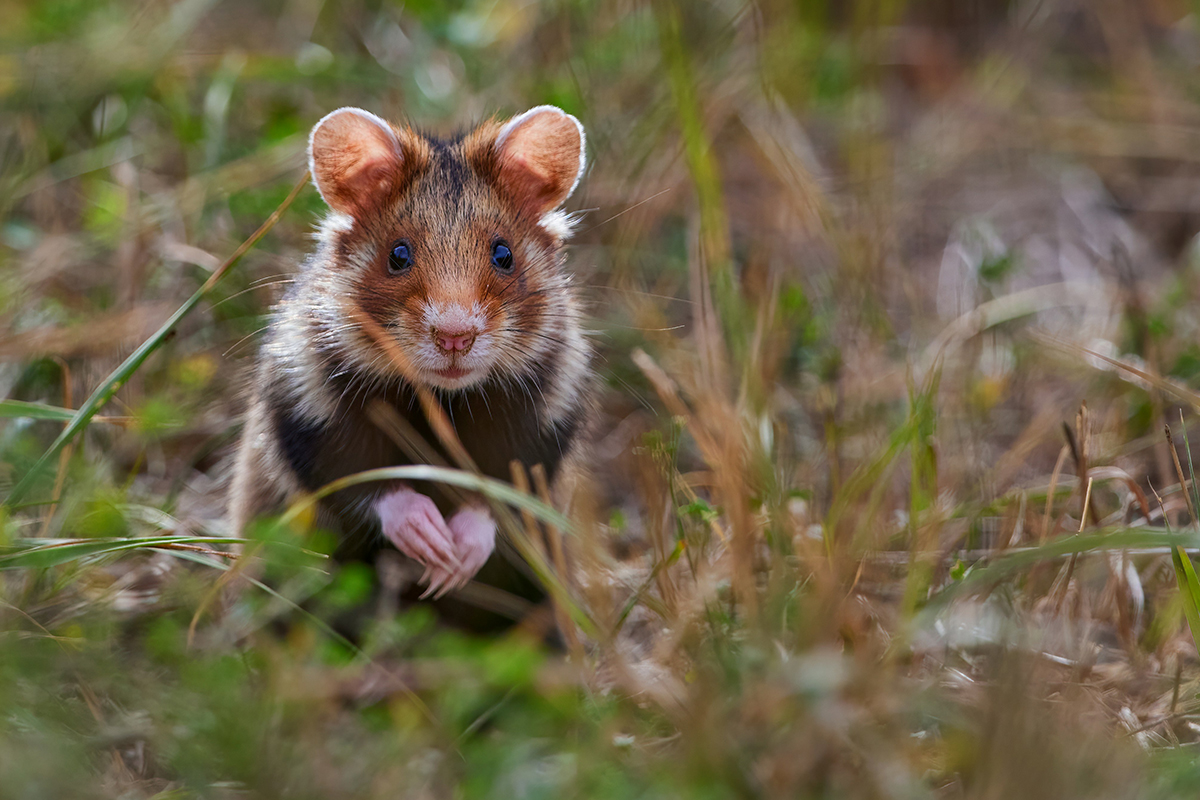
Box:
[388,240,412,275]
[491,240,514,274]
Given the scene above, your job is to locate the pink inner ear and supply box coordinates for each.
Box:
[309,109,404,218]
[502,153,554,205]
[358,161,398,196]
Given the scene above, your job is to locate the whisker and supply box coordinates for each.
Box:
[223,325,272,358]
[580,189,673,232]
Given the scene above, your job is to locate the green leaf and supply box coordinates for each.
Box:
[679,499,718,523]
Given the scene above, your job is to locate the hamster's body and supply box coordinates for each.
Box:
[230,106,591,613]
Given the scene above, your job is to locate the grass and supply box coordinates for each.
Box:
[6,0,1200,796]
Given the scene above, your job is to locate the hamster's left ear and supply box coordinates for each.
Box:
[492,106,586,217]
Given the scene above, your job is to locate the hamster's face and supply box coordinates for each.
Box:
[307,107,585,392]
[349,147,568,391]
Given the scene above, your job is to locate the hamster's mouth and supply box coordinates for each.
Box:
[425,360,490,390]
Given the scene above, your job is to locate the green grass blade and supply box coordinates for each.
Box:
[653,0,742,348]
[166,548,342,635]
[826,413,915,548]
[901,366,942,619]
[1172,545,1200,655]
[925,527,1196,612]
[284,464,577,536]
[613,537,685,633]
[0,401,79,422]
[0,536,241,570]
[4,172,309,508]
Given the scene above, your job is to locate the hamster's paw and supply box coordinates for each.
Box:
[375,487,461,576]
[422,507,496,598]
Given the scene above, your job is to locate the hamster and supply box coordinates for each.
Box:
[229,105,592,603]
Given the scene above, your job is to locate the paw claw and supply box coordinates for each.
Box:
[421,568,455,599]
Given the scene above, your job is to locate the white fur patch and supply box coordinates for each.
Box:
[540,209,578,240]
[534,296,592,430]
[316,212,354,237]
[421,301,487,335]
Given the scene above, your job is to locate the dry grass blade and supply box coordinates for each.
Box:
[531,463,583,660]
[1042,444,1071,542]
[349,307,478,474]
[1053,475,1093,612]
[919,283,1090,377]
[1039,334,1200,413]
[1053,405,1095,611]
[0,305,173,361]
[1166,424,1197,522]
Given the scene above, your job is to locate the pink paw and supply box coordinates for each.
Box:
[421,507,496,598]
[375,487,460,577]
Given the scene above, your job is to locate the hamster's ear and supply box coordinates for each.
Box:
[493,106,585,216]
[309,108,406,218]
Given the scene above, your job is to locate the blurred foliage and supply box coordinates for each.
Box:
[6,0,1200,797]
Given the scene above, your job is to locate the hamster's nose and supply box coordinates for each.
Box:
[432,326,477,354]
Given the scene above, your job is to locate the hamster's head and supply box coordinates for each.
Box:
[306,105,586,392]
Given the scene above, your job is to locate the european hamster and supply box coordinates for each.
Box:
[229,105,591,604]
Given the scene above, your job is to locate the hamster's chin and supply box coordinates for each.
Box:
[424,364,488,392]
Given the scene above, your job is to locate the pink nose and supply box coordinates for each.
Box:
[433,327,477,353]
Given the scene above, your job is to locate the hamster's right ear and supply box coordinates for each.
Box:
[308,108,406,218]
[493,106,586,217]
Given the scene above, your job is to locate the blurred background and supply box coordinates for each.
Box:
[7,0,1200,797]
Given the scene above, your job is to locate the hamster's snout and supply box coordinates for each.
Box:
[417,302,492,388]
[432,326,477,354]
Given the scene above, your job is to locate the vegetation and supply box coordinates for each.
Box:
[5,0,1200,796]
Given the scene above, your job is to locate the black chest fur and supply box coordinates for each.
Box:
[269,374,579,549]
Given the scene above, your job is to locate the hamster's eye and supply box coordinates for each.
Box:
[491,240,514,274]
[388,241,412,275]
